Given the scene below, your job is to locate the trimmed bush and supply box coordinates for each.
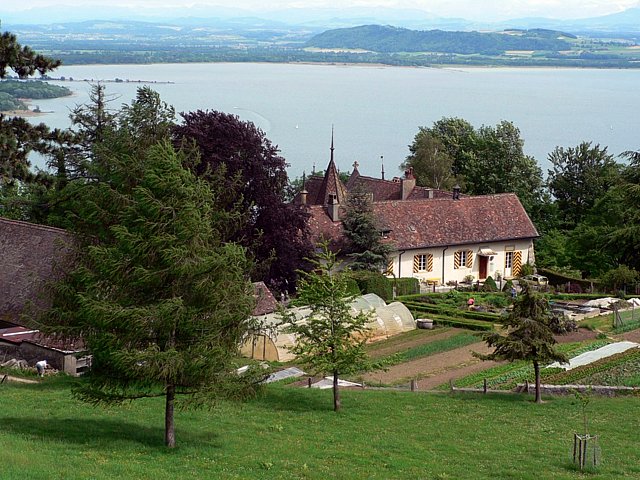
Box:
[348,270,393,302]
[481,276,498,292]
[343,276,361,297]
[537,267,600,291]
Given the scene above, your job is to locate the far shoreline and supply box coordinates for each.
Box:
[50,60,639,73]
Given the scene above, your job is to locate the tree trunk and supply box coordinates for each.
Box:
[165,384,176,448]
[533,360,542,404]
[333,370,341,412]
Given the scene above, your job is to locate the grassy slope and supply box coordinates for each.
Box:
[1,377,639,479]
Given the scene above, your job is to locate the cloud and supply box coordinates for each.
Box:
[3,0,639,20]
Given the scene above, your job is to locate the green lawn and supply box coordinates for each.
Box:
[581,309,640,333]
[1,377,639,479]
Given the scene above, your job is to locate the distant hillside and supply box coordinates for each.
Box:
[306,25,574,54]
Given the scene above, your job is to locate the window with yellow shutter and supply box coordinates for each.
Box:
[413,254,433,272]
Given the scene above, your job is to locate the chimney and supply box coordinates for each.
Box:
[425,188,434,199]
[299,189,308,205]
[327,193,339,221]
[401,167,416,200]
[452,184,461,200]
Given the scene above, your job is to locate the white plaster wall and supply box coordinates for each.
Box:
[388,239,534,284]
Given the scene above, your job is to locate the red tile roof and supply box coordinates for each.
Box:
[307,193,538,251]
[0,326,84,353]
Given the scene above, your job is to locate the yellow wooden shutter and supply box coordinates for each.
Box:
[467,250,474,269]
[427,253,433,272]
[513,251,522,277]
[413,255,420,273]
[454,251,461,269]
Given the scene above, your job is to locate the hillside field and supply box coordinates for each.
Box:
[1,377,639,479]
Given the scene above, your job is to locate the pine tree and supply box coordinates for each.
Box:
[476,284,567,403]
[40,142,260,447]
[341,184,392,272]
[281,246,382,411]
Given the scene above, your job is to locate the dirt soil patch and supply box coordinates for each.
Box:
[554,328,598,344]
[362,327,599,390]
[363,340,498,389]
[367,328,459,359]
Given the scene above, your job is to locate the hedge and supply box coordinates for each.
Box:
[537,267,601,291]
[347,270,393,302]
[390,278,420,296]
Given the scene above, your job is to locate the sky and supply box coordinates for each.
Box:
[3,0,640,21]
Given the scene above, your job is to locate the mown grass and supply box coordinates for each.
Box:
[1,376,639,479]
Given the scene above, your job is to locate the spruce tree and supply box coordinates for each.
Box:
[281,246,382,411]
[341,184,392,272]
[476,284,567,403]
[40,142,260,447]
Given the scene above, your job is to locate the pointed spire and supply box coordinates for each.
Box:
[381,155,385,180]
[316,126,347,207]
[330,125,335,164]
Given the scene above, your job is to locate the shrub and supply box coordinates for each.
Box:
[520,263,534,277]
[502,279,514,293]
[342,276,361,297]
[601,265,639,293]
[549,314,578,334]
[481,276,498,292]
[483,293,510,308]
[348,270,393,302]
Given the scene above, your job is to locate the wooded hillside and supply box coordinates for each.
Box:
[306,25,574,54]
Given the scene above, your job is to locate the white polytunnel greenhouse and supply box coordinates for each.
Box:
[240,294,416,362]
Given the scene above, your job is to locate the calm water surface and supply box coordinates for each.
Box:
[27,63,640,178]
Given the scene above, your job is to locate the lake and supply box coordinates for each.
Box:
[25,63,640,179]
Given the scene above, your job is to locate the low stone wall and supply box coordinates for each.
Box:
[516,383,639,397]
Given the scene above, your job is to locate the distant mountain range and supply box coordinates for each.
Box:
[2,5,640,37]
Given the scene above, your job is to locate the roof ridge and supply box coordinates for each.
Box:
[0,217,71,236]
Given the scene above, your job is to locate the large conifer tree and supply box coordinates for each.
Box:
[41,142,260,447]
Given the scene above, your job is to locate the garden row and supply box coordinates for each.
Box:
[444,339,621,391]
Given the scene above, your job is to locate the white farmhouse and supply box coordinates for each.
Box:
[298,145,538,285]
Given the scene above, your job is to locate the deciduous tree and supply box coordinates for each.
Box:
[402,128,456,190]
[547,142,621,229]
[173,110,312,292]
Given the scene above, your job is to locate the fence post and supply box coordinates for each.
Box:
[483,378,488,394]
[411,379,417,392]
[308,377,312,388]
